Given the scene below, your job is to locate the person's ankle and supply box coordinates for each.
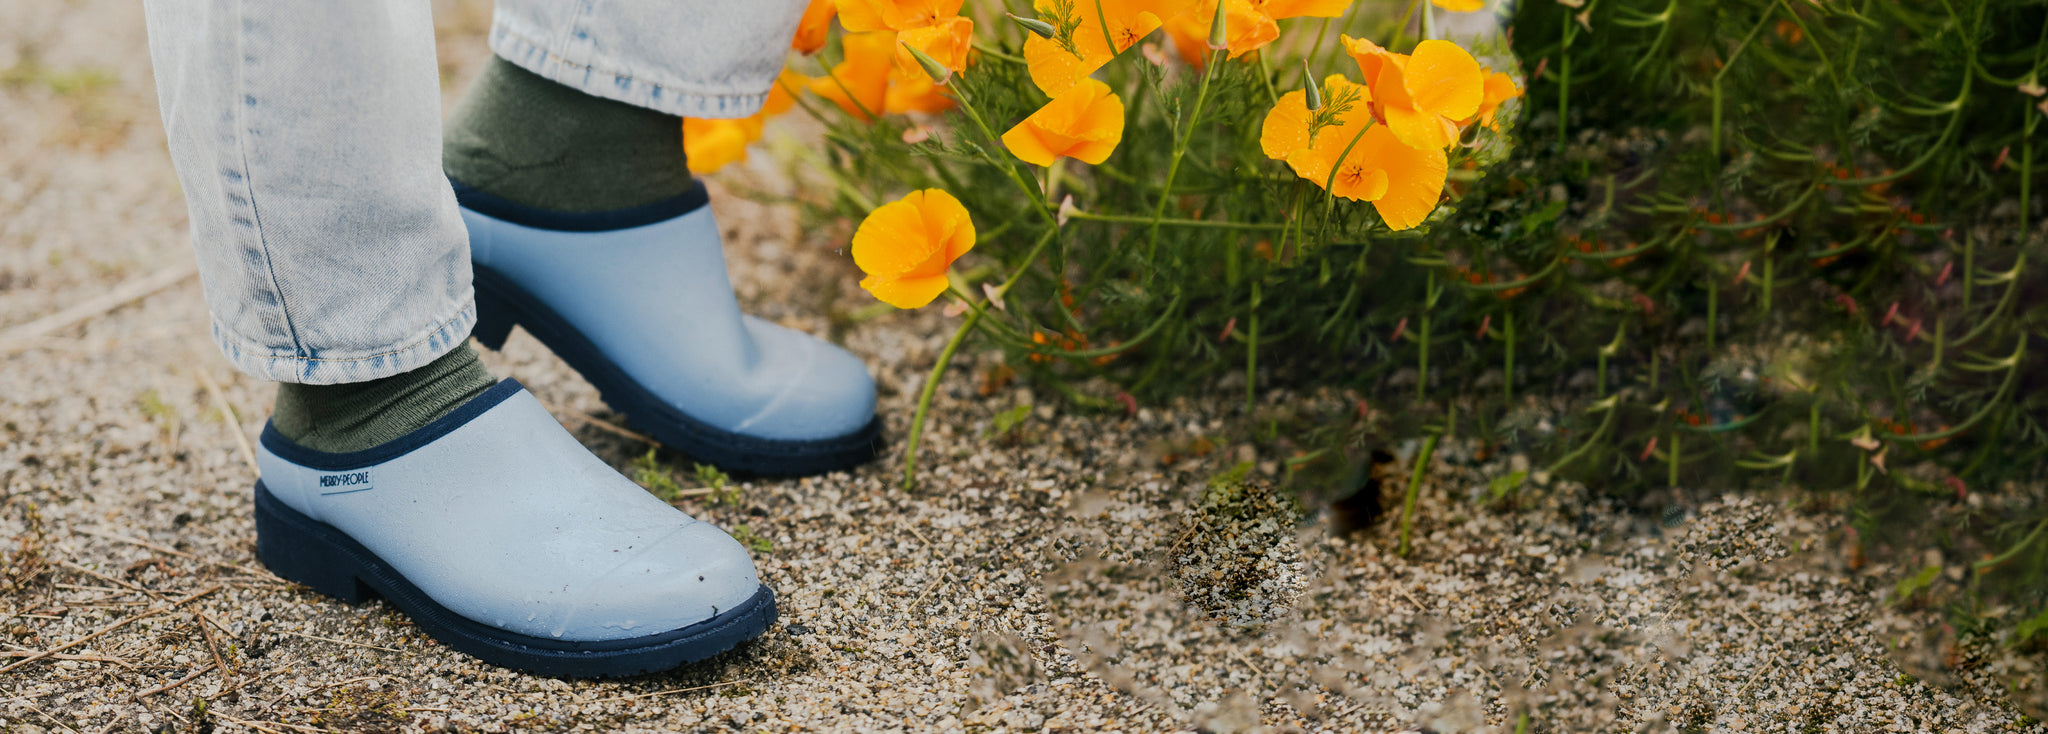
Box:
[442,56,693,212]
[271,343,498,453]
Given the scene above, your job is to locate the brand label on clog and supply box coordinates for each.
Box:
[317,469,374,495]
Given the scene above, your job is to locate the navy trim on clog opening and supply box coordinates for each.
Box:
[258,378,526,471]
[448,178,710,232]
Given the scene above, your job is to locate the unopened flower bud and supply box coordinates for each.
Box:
[1207,0,1230,50]
[903,43,953,85]
[1008,13,1057,39]
[1302,62,1323,111]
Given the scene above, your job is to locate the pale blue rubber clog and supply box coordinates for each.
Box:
[454,181,881,477]
[253,378,775,677]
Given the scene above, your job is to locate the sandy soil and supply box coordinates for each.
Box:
[3,1,2046,732]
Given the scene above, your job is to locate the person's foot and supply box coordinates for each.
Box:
[255,376,775,677]
[443,58,881,477]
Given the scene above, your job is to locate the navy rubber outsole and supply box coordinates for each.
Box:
[470,265,884,477]
[253,482,776,678]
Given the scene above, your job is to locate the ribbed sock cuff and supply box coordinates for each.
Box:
[271,342,499,454]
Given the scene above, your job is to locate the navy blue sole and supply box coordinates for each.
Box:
[470,265,884,477]
[253,482,776,678]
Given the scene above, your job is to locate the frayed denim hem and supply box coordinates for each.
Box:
[215,300,477,385]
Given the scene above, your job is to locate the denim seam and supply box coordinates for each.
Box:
[215,296,474,367]
[230,0,304,366]
[491,24,771,114]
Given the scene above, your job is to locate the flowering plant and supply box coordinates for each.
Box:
[707,0,1519,485]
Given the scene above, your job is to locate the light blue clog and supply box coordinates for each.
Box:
[455,182,881,476]
[253,378,775,677]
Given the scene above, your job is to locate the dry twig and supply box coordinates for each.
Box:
[0,583,220,674]
[58,560,166,601]
[0,262,198,355]
[0,650,134,667]
[74,527,269,578]
[133,662,219,699]
[196,610,235,682]
[195,368,261,475]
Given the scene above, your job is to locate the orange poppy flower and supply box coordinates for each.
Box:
[853,189,977,308]
[1002,78,1127,166]
[1023,0,1197,95]
[811,31,896,121]
[1459,70,1520,130]
[792,0,837,54]
[1260,75,1447,230]
[894,15,975,77]
[838,0,963,32]
[1430,0,1484,10]
[1164,0,1346,67]
[1342,36,1484,150]
[885,72,956,114]
[683,118,758,174]
[682,70,808,174]
[1259,74,1366,160]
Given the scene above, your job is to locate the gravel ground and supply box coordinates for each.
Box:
[5,2,2047,732]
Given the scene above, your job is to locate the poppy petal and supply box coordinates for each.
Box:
[852,196,940,277]
[861,272,953,309]
[1383,102,1452,150]
[1407,39,1484,121]
[1259,90,1313,161]
[1355,125,1448,230]
[1262,0,1350,18]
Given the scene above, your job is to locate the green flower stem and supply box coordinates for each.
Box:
[1557,7,1572,150]
[1695,185,1819,230]
[1419,307,1432,401]
[1503,309,1516,403]
[946,83,1061,229]
[1301,17,1335,79]
[902,227,1060,489]
[1461,256,1562,291]
[1955,260,2022,347]
[1668,431,1681,488]
[821,65,882,122]
[1092,0,1118,60]
[1762,232,1777,314]
[1563,233,1673,261]
[1597,324,1624,398]
[1396,433,1439,557]
[1972,518,2048,573]
[1255,52,1280,105]
[1148,48,1224,264]
[1548,399,1618,474]
[1711,8,1775,164]
[1066,209,1289,231]
[1882,337,2026,444]
[1246,279,1260,414]
[1388,0,1423,51]
[971,41,1027,65]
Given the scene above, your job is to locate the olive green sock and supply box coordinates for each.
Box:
[443,56,692,212]
[271,344,498,454]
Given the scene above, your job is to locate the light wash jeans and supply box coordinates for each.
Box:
[143,0,808,384]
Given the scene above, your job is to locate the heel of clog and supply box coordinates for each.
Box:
[471,282,517,352]
[254,483,372,604]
